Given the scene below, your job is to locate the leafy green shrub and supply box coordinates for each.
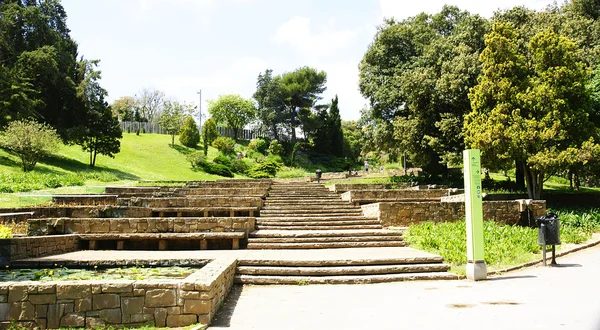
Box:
[268,139,284,155]
[202,118,219,156]
[179,116,200,147]
[0,171,118,193]
[202,162,234,177]
[248,138,268,154]
[44,176,62,188]
[267,154,284,165]
[212,137,235,155]
[0,225,12,239]
[0,120,62,172]
[213,155,233,167]
[231,159,249,174]
[187,152,208,170]
[248,160,282,178]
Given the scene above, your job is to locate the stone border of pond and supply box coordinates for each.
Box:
[0,257,236,329]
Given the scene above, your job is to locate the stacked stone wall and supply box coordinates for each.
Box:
[27,218,256,236]
[0,258,236,328]
[362,201,547,227]
[52,195,118,206]
[120,197,263,208]
[342,189,451,202]
[0,235,79,265]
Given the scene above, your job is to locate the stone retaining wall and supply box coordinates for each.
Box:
[0,257,237,328]
[362,200,547,227]
[329,184,391,193]
[119,197,264,208]
[52,195,118,206]
[0,235,79,266]
[342,189,453,203]
[28,218,256,236]
[176,188,268,197]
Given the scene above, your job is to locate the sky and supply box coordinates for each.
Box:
[61,0,555,121]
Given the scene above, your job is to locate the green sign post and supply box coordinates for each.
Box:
[463,149,487,280]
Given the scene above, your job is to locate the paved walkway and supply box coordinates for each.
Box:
[26,246,438,264]
[209,244,600,330]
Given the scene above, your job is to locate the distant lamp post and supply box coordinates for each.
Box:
[197,90,202,132]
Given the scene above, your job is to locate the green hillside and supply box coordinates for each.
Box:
[0,133,230,181]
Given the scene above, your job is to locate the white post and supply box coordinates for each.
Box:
[197,90,202,132]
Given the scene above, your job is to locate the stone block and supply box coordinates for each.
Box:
[145,289,176,307]
[37,283,56,294]
[180,291,200,299]
[167,306,181,315]
[0,303,9,322]
[93,294,120,309]
[75,298,92,312]
[86,317,105,328]
[98,308,122,324]
[183,300,211,314]
[154,308,168,327]
[130,313,154,323]
[166,314,197,328]
[29,294,56,305]
[60,312,85,328]
[35,304,47,318]
[8,302,34,321]
[56,284,91,299]
[102,282,133,293]
[8,286,28,302]
[122,297,144,315]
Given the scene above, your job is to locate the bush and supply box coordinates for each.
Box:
[247,160,282,178]
[179,116,200,147]
[248,138,268,154]
[202,162,234,177]
[0,120,62,172]
[268,139,284,155]
[187,152,208,170]
[202,118,219,156]
[231,159,249,174]
[213,155,233,167]
[212,137,235,154]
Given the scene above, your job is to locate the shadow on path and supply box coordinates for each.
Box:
[487,275,537,281]
[210,284,244,328]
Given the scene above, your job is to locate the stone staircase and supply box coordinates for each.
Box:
[248,182,405,248]
[237,182,457,284]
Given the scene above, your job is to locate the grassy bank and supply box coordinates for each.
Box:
[405,208,600,275]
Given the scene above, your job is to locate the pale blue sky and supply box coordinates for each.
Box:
[61,0,553,121]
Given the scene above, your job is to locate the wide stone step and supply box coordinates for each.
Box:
[237,263,447,276]
[259,214,366,219]
[247,235,404,243]
[258,216,377,222]
[256,225,383,230]
[249,229,405,238]
[262,205,357,210]
[265,200,350,205]
[256,220,380,226]
[246,241,406,249]
[234,272,458,284]
[238,254,443,266]
[261,209,362,214]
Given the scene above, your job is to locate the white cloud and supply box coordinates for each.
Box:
[380,0,555,20]
[273,16,362,57]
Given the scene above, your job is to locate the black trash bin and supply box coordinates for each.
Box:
[537,213,561,245]
[537,213,561,266]
[315,169,322,183]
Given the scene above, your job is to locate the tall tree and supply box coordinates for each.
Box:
[253,69,285,139]
[201,118,218,156]
[71,59,122,167]
[465,23,598,199]
[158,101,195,147]
[279,66,327,143]
[0,0,82,136]
[328,95,344,157]
[136,88,165,123]
[111,96,136,121]
[207,94,255,140]
[359,6,489,174]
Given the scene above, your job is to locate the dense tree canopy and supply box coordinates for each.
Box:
[359,6,489,174]
[465,23,598,199]
[0,0,82,135]
[208,94,255,140]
